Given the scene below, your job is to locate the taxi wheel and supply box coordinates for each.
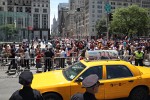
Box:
[129,87,148,100]
[43,93,63,100]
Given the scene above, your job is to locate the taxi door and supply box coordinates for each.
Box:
[104,65,139,99]
[70,66,105,100]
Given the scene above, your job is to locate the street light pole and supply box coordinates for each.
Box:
[106,13,109,41]
[28,13,30,45]
[104,0,111,41]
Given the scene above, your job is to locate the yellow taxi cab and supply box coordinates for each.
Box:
[31,50,150,100]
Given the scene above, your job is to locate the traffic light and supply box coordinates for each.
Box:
[108,13,113,21]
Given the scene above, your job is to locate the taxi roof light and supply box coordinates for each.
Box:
[84,50,120,62]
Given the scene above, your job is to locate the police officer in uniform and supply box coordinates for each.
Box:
[130,47,144,66]
[9,71,44,100]
[71,74,100,100]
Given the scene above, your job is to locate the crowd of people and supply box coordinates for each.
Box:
[0,37,149,73]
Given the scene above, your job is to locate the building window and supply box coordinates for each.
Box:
[33,3,36,7]
[3,2,5,5]
[35,8,39,12]
[38,4,40,7]
[43,9,47,13]
[97,1,102,4]
[92,5,95,8]
[97,5,102,9]
[8,0,13,5]
[33,14,40,28]
[92,10,95,13]
[92,14,95,17]
[7,17,13,24]
[111,6,115,9]
[25,7,31,13]
[16,7,23,12]
[17,18,23,28]
[0,7,4,11]
[111,2,115,5]
[42,14,48,29]
[92,28,94,32]
[117,2,122,5]
[42,4,44,7]
[124,3,128,6]
[46,4,48,7]
[8,6,14,12]
[98,10,102,13]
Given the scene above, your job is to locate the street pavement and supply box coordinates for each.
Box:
[0,66,38,100]
[0,61,149,100]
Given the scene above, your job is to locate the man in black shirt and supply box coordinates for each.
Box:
[9,71,44,100]
[6,49,16,73]
[71,74,100,100]
[44,48,54,72]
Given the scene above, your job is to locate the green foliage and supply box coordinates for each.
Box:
[0,24,17,35]
[96,19,107,35]
[111,5,150,36]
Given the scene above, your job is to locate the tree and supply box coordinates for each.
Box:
[111,5,150,37]
[96,19,107,36]
[0,24,17,40]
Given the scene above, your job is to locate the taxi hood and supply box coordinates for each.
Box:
[136,66,150,75]
[31,70,70,89]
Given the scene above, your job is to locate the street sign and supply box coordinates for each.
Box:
[105,3,111,13]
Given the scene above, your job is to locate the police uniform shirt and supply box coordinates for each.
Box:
[9,86,44,100]
[71,92,97,100]
[83,92,97,100]
[134,51,144,59]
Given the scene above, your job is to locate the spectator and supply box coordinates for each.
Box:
[24,49,30,69]
[36,50,42,73]
[30,46,35,66]
[60,47,66,68]
[9,71,44,100]
[6,49,16,73]
[44,48,54,72]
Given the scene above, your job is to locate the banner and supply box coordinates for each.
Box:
[85,50,119,60]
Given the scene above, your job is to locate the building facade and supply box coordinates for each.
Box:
[69,0,150,40]
[51,16,58,38]
[58,3,69,38]
[32,0,50,40]
[0,0,50,41]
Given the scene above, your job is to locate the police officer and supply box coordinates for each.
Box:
[9,71,44,100]
[71,74,100,100]
[130,46,144,66]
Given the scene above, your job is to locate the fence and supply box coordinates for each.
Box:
[0,54,149,79]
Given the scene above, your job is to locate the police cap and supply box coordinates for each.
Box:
[82,74,100,88]
[137,46,142,49]
[19,71,33,86]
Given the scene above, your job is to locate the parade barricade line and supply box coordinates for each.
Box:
[0,57,79,71]
[0,54,149,72]
[0,55,149,78]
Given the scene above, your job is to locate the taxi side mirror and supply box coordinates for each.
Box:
[75,77,83,82]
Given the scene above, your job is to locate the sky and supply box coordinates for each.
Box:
[50,0,68,29]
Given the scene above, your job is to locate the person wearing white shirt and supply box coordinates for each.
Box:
[24,49,30,69]
[60,47,66,68]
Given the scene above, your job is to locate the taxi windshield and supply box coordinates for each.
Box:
[63,62,86,81]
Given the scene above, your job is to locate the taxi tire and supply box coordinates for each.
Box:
[43,93,62,100]
[129,87,148,100]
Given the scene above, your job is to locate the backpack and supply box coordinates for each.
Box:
[71,93,84,100]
